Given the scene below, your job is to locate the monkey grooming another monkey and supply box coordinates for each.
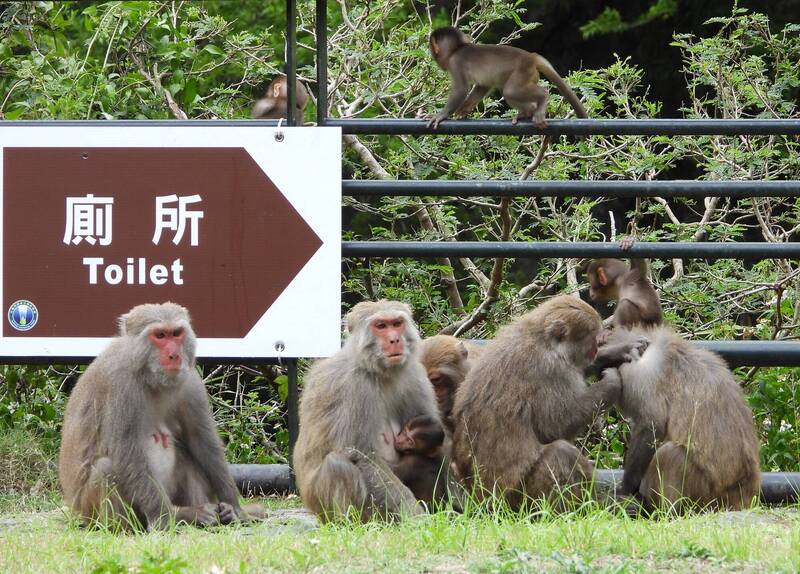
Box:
[59,302,262,530]
[427,26,588,129]
[389,415,450,508]
[602,327,761,512]
[251,74,309,120]
[293,300,441,522]
[587,238,663,328]
[419,335,483,435]
[451,296,643,510]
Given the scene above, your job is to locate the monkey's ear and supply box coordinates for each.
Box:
[460,31,473,43]
[272,82,282,98]
[545,319,568,341]
[430,38,439,55]
[457,341,469,359]
[597,267,608,286]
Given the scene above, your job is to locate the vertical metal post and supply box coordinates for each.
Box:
[287,358,299,463]
[286,0,297,126]
[316,0,328,125]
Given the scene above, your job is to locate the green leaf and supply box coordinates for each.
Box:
[203,44,224,56]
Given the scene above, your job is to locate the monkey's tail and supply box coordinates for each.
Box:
[535,56,588,119]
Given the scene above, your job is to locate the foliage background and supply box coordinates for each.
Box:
[0,1,798,497]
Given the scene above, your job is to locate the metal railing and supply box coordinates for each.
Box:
[1,1,797,497]
[305,0,800,370]
[303,0,800,500]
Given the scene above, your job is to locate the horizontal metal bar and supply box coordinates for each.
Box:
[344,180,800,198]
[342,241,800,259]
[2,341,797,367]
[0,356,296,365]
[327,118,800,136]
[231,463,293,495]
[595,470,798,504]
[230,464,799,503]
[4,119,798,136]
[467,340,800,368]
[694,341,800,367]
[0,120,291,127]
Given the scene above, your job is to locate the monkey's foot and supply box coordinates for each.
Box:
[176,503,220,527]
[217,502,238,524]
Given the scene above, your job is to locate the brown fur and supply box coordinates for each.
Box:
[427,26,587,129]
[450,295,624,509]
[587,256,663,329]
[391,415,450,507]
[609,326,761,511]
[251,74,309,120]
[419,335,483,435]
[293,300,440,522]
[59,302,262,530]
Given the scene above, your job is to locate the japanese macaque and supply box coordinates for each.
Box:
[389,415,449,507]
[293,300,441,522]
[603,327,761,512]
[59,303,262,530]
[419,335,483,435]
[427,26,588,129]
[451,296,643,510]
[251,74,309,120]
[587,238,663,329]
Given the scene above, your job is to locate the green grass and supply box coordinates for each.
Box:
[1,433,797,572]
[0,495,798,573]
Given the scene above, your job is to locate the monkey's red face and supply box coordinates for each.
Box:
[370,315,407,365]
[149,325,186,374]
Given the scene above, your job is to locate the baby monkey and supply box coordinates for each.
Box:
[427,26,588,129]
[587,238,663,329]
[251,74,309,120]
[389,415,449,508]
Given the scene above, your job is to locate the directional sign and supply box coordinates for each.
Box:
[0,126,341,359]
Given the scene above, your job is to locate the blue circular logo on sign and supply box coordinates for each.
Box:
[8,300,39,332]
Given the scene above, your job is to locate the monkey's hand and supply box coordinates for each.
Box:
[622,336,649,363]
[599,368,622,403]
[619,237,634,251]
[426,113,447,129]
[596,331,649,366]
[596,327,614,347]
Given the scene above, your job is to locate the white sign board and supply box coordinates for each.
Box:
[0,125,341,359]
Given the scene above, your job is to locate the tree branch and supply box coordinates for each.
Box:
[343,134,463,312]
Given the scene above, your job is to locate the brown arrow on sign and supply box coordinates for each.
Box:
[3,148,322,338]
